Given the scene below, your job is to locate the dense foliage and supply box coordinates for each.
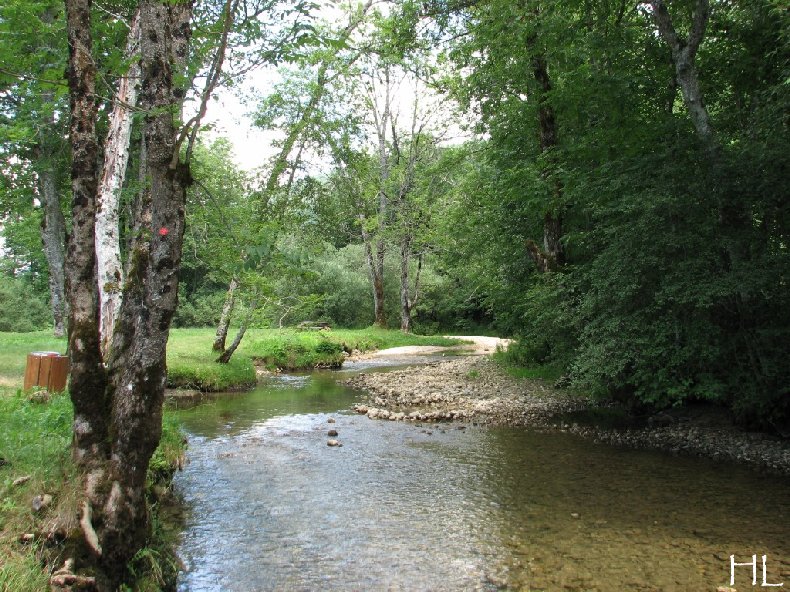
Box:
[425,0,790,430]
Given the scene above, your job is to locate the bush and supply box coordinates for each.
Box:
[0,276,51,332]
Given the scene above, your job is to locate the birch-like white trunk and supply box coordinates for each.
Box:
[96,11,140,359]
[213,276,238,351]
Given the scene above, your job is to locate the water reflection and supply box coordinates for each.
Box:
[174,370,790,591]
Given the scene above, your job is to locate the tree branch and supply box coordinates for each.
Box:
[174,0,237,167]
[687,0,710,60]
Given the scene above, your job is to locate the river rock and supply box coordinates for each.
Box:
[327,417,336,424]
[327,439,340,447]
[328,429,338,437]
[343,355,790,475]
[31,494,53,513]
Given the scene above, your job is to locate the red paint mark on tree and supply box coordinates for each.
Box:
[158,227,169,237]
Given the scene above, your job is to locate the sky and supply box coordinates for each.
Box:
[201,73,283,173]
[196,1,473,177]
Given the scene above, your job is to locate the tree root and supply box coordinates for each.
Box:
[50,558,97,590]
[79,501,102,557]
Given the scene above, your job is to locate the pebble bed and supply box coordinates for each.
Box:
[343,356,790,476]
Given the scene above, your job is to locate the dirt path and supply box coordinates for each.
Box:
[366,335,512,358]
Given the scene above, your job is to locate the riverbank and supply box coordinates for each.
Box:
[166,327,464,391]
[0,389,186,591]
[344,356,790,476]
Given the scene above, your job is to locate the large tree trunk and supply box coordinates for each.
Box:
[96,11,141,359]
[65,0,193,585]
[213,276,238,351]
[39,165,68,338]
[96,1,193,579]
[65,0,110,468]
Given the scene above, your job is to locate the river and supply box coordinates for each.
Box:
[172,358,789,591]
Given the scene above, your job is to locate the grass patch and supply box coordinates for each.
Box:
[243,330,345,370]
[324,327,464,351]
[0,386,186,590]
[0,328,463,394]
[0,388,73,592]
[168,327,464,386]
[492,348,565,382]
[166,329,256,391]
[242,327,464,371]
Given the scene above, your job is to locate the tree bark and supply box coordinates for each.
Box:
[649,0,765,393]
[366,66,393,328]
[359,214,387,327]
[95,2,193,579]
[34,13,68,339]
[393,107,424,334]
[96,11,141,359]
[65,0,110,468]
[39,164,68,338]
[399,236,412,333]
[65,0,193,584]
[649,0,716,154]
[399,239,422,333]
[213,276,238,351]
[527,51,564,271]
[216,292,258,364]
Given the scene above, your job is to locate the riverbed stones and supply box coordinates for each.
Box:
[327,439,340,447]
[328,429,338,437]
[343,356,790,476]
[327,417,336,424]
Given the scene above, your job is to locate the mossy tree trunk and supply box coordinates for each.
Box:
[65,0,194,586]
[65,0,110,467]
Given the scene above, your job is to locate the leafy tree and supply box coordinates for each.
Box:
[410,0,790,430]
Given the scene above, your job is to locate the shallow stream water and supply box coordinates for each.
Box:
[173,359,789,591]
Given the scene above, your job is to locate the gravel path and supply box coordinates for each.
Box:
[343,355,790,476]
